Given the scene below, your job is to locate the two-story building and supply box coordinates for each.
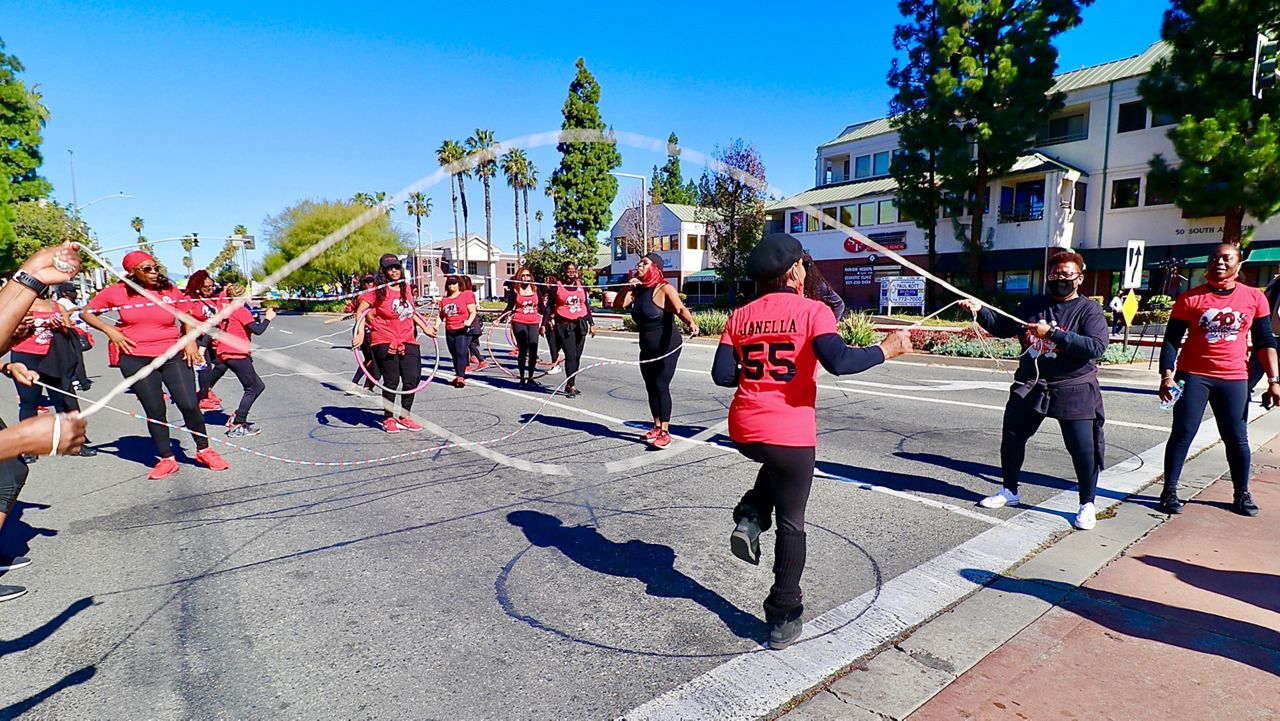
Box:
[605,203,718,302]
[408,234,519,300]
[767,42,1280,309]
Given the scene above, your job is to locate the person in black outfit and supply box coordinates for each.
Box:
[613,252,700,448]
[503,266,546,387]
[958,250,1109,530]
[542,262,594,398]
[541,273,563,374]
[801,251,845,320]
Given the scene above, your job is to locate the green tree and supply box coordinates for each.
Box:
[501,148,532,262]
[180,233,198,273]
[129,216,156,256]
[7,198,99,274]
[467,129,498,295]
[650,132,698,205]
[0,176,19,269]
[403,191,432,294]
[1141,2,1280,245]
[523,158,539,257]
[548,58,622,271]
[0,39,52,200]
[930,0,1093,291]
[437,139,467,273]
[697,139,768,288]
[215,262,247,286]
[258,199,409,291]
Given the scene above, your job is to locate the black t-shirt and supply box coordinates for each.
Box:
[978,295,1109,383]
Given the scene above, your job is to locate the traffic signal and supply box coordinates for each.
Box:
[192,232,200,248]
[1255,32,1279,98]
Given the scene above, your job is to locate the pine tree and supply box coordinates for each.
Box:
[548,58,621,271]
[650,132,698,206]
[1141,1,1280,245]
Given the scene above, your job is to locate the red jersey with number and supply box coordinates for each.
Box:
[214,306,257,360]
[719,289,837,447]
[358,288,418,349]
[511,287,542,325]
[439,292,472,331]
[88,283,187,357]
[11,311,57,356]
[1172,283,1270,380]
[553,284,589,321]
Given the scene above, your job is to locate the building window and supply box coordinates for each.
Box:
[1151,109,1178,127]
[686,234,699,250]
[806,212,820,232]
[789,211,805,234]
[1111,178,1141,209]
[1117,101,1147,133]
[505,262,517,275]
[839,204,855,228]
[878,199,898,224]
[1038,112,1088,145]
[998,181,1045,223]
[854,155,871,179]
[1074,182,1088,211]
[467,261,480,276]
[858,202,877,227]
[613,240,627,261]
[997,270,1040,294]
[872,151,891,177]
[1144,178,1176,206]
[843,158,850,179]
[822,206,838,229]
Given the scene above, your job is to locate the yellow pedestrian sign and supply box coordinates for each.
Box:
[1122,289,1139,326]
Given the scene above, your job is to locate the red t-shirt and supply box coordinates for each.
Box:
[1172,283,1270,380]
[358,288,418,349]
[214,306,257,360]
[439,292,473,331]
[719,290,838,447]
[11,311,58,356]
[88,283,188,357]
[511,287,542,325]
[553,284,589,321]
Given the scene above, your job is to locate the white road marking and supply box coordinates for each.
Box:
[276,328,295,335]
[839,378,1016,393]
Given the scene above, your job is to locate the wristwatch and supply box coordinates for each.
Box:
[10,269,49,297]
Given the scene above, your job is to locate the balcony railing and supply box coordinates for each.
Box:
[998,203,1045,224]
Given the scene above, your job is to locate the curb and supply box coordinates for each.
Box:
[782,407,1280,721]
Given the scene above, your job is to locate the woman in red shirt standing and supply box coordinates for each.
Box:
[438,275,478,388]
[1159,242,1280,516]
[712,234,912,649]
[81,251,230,479]
[351,254,436,432]
[504,266,545,388]
[207,283,276,438]
[542,262,594,398]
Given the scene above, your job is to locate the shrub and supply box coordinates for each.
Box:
[930,337,1021,359]
[275,299,347,313]
[840,312,880,347]
[692,310,730,336]
[622,316,637,332]
[1130,310,1170,326]
[1103,343,1147,364]
[1145,294,1174,312]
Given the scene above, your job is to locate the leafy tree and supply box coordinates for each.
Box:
[258,199,409,291]
[548,57,621,271]
[0,176,18,269]
[437,139,467,273]
[466,129,498,294]
[0,39,51,200]
[930,0,1093,291]
[1141,1,1280,244]
[697,139,768,288]
[650,132,698,205]
[214,261,247,286]
[7,198,100,274]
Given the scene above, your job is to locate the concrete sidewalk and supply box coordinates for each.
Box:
[907,443,1280,721]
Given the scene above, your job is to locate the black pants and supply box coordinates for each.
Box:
[512,322,540,380]
[445,329,471,377]
[196,337,226,400]
[352,339,380,387]
[371,343,421,417]
[1000,396,1101,505]
[469,333,483,362]
[118,354,209,457]
[555,319,589,386]
[208,356,265,424]
[639,343,680,423]
[11,351,79,420]
[1165,372,1251,493]
[545,322,560,363]
[732,443,816,617]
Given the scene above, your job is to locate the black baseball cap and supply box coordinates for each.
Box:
[379,253,401,270]
[746,233,805,281]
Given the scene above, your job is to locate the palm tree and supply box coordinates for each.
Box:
[232,224,248,236]
[373,191,392,214]
[130,216,156,256]
[466,129,498,297]
[351,192,374,207]
[500,149,527,264]
[535,210,544,247]
[523,159,538,259]
[437,139,469,274]
[404,192,432,296]
[130,216,143,237]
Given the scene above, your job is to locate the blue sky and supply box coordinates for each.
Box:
[3,0,1171,272]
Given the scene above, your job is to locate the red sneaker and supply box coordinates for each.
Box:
[195,447,229,471]
[396,416,423,431]
[651,430,672,449]
[208,390,222,403]
[644,426,662,442]
[382,417,401,434]
[198,398,222,411]
[148,456,181,480]
[472,360,489,371]
[451,377,466,388]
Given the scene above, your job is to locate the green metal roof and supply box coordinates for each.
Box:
[663,203,705,223]
[819,118,896,150]
[1247,246,1280,264]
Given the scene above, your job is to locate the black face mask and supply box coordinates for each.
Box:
[1047,278,1076,299]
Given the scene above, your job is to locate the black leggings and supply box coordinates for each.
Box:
[469,333,483,362]
[208,357,266,424]
[732,443,816,617]
[555,319,589,385]
[10,351,79,420]
[1000,396,1101,505]
[511,322,541,379]
[371,343,421,417]
[197,343,226,400]
[1164,372,1251,493]
[545,322,560,363]
[445,329,471,377]
[639,344,680,423]
[118,354,209,457]
[352,340,380,387]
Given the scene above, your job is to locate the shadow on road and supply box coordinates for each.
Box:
[0,501,56,561]
[1135,556,1280,615]
[0,596,94,657]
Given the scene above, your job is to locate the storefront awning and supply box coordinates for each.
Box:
[684,269,721,282]
[1246,246,1280,264]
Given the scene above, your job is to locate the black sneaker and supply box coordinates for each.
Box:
[0,556,31,572]
[1232,491,1259,517]
[768,615,803,650]
[0,584,27,602]
[226,422,262,438]
[1158,490,1184,515]
[19,454,37,465]
[730,518,762,566]
[73,445,98,457]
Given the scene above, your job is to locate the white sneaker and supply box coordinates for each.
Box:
[343,383,362,396]
[1074,502,1097,530]
[979,488,1020,509]
[546,364,563,375]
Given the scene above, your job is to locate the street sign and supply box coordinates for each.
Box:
[1123,240,1146,290]
[1121,289,1139,326]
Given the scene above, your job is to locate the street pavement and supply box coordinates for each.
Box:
[0,312,1213,719]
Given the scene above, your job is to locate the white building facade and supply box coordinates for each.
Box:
[605,203,718,300]
[408,234,519,300]
[768,42,1280,309]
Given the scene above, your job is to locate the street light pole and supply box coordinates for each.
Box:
[67,149,78,212]
[610,172,648,255]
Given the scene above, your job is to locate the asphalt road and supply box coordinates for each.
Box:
[0,312,1182,719]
